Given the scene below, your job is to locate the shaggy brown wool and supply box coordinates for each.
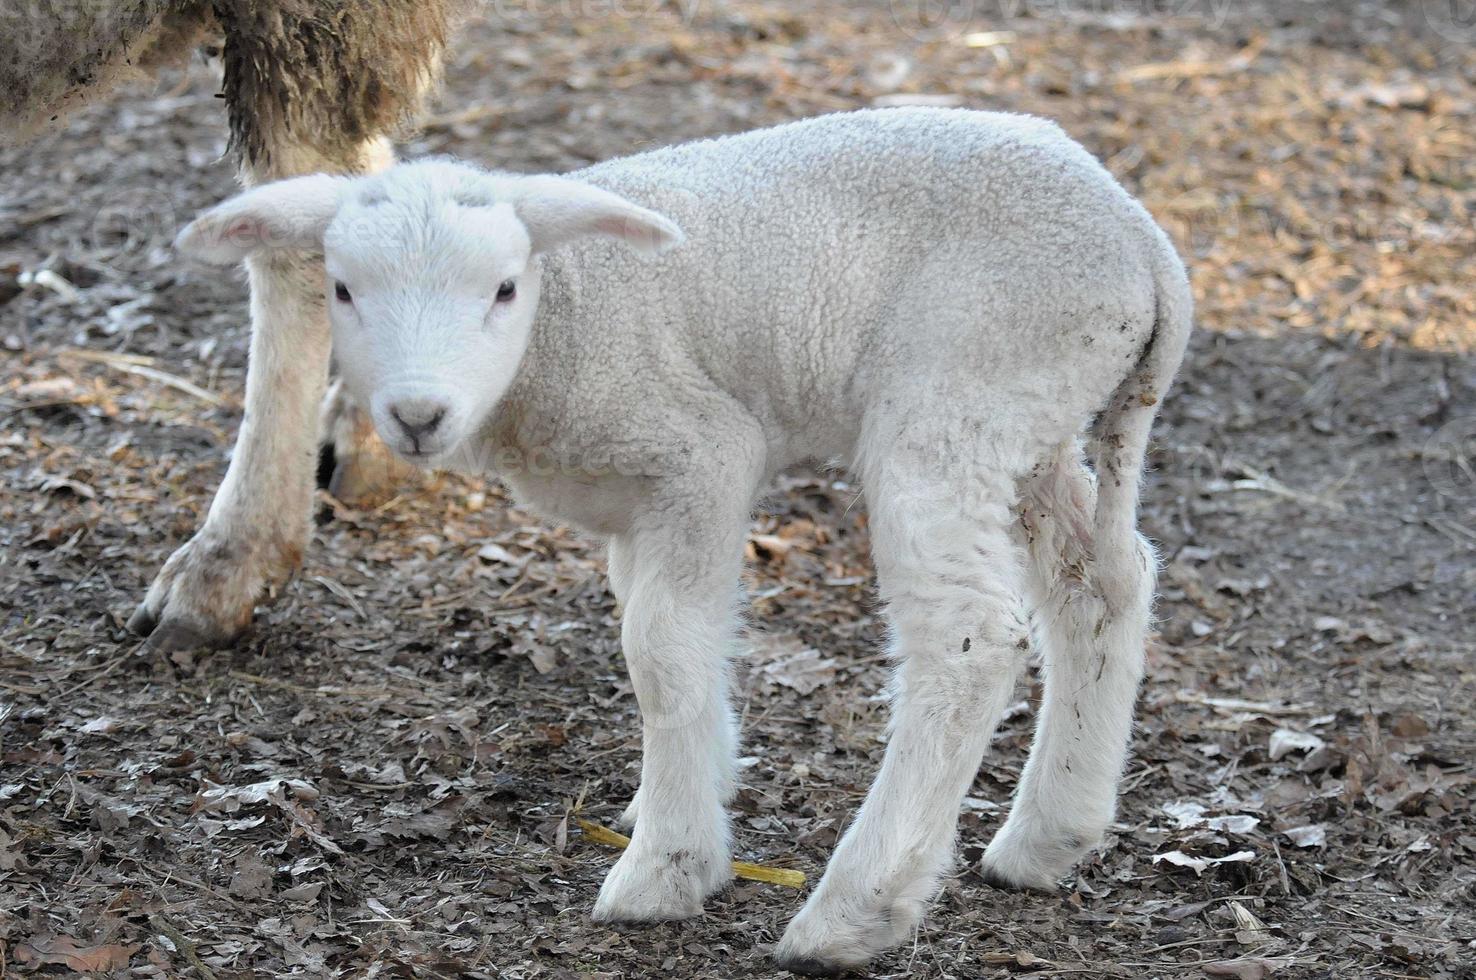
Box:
[0,1,214,143]
[0,0,471,166]
[213,0,467,170]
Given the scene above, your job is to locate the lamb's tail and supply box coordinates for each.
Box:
[1087,236,1193,589]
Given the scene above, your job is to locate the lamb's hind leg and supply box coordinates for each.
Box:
[606,535,644,830]
[775,450,1033,973]
[980,441,1156,889]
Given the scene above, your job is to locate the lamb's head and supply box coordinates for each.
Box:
[175,160,683,467]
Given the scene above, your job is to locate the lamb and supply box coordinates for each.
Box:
[171,107,1193,973]
[0,0,469,649]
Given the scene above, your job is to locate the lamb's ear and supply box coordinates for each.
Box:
[503,175,684,257]
[175,174,352,265]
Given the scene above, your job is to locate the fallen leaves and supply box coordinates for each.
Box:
[353,796,467,848]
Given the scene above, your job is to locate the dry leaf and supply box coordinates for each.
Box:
[1281,824,1327,848]
[14,937,139,972]
[753,635,838,696]
[1153,849,1256,875]
[280,881,325,903]
[1204,957,1291,979]
[1229,901,1274,945]
[1163,800,1260,834]
[1268,729,1325,761]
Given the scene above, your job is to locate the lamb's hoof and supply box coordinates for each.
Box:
[773,887,919,975]
[978,822,1085,892]
[591,842,729,923]
[130,525,298,651]
[773,954,850,977]
[977,864,1064,894]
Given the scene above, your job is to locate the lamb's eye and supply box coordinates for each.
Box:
[334,282,353,304]
[495,279,517,303]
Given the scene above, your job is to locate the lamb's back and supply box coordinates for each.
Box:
[540,109,1170,463]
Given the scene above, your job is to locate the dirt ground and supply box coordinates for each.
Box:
[2,1,1474,977]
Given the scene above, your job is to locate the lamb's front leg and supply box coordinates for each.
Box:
[129,138,394,650]
[592,493,752,921]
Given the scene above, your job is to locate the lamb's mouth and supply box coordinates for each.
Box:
[387,439,450,466]
[390,437,472,471]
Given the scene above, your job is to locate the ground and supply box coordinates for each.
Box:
[1,1,1474,977]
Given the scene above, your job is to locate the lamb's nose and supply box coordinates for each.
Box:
[389,398,448,448]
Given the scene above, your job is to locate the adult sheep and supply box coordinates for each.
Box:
[173,108,1194,972]
[0,0,470,649]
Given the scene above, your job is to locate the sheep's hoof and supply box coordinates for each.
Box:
[129,525,298,651]
[319,383,419,505]
[127,610,218,653]
[324,438,420,506]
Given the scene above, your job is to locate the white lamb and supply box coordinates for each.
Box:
[174,108,1192,973]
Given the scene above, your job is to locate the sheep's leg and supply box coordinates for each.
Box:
[982,446,1156,888]
[591,478,757,922]
[129,137,395,651]
[775,451,1033,973]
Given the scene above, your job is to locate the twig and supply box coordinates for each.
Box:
[57,647,140,700]
[1116,37,1266,84]
[311,575,367,620]
[226,670,425,702]
[1272,838,1291,896]
[148,914,219,980]
[57,348,227,407]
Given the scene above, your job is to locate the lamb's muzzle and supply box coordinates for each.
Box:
[174,107,1193,972]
